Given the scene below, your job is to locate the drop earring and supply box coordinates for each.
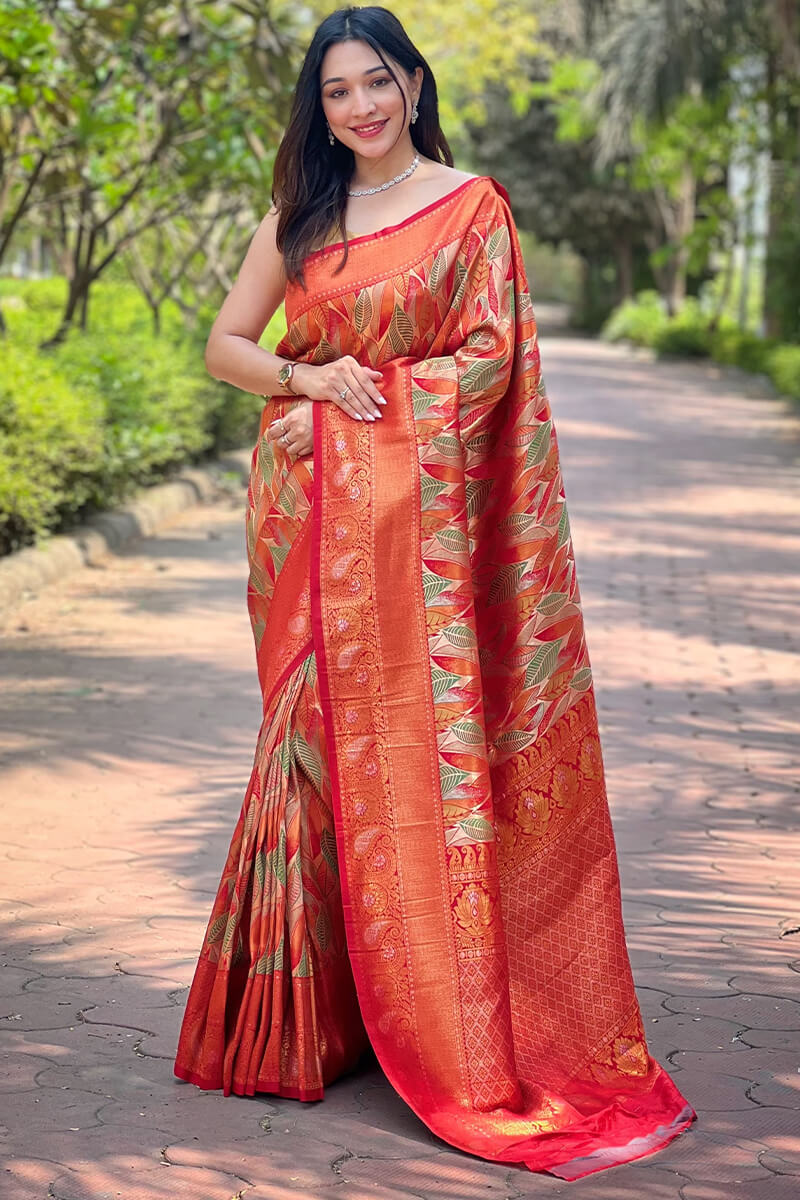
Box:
[411,100,419,124]
[326,121,335,146]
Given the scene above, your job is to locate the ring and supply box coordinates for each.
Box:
[278,417,287,436]
[281,432,289,446]
[339,385,350,400]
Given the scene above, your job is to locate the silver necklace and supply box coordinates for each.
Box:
[348,154,420,197]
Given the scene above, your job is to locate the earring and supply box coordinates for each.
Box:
[411,100,419,124]
[326,121,335,146]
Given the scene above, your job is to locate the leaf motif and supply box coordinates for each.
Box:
[557,505,571,548]
[320,827,338,875]
[436,528,468,554]
[354,288,373,333]
[294,946,311,978]
[486,224,510,260]
[420,472,448,510]
[571,667,593,692]
[206,913,228,944]
[429,247,447,293]
[488,562,524,606]
[270,540,289,575]
[316,909,330,953]
[465,432,492,452]
[537,591,568,616]
[525,420,552,469]
[222,913,237,954]
[255,948,274,974]
[257,436,274,480]
[524,639,563,689]
[254,849,266,891]
[451,720,484,745]
[423,572,450,605]
[278,483,296,519]
[455,813,496,842]
[431,666,460,700]
[441,623,476,648]
[388,303,414,355]
[494,729,536,752]
[412,385,438,417]
[432,434,462,458]
[272,827,287,885]
[294,731,322,789]
[465,478,491,520]
[460,358,500,395]
[439,764,469,797]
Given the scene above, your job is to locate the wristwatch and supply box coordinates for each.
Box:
[277,360,297,395]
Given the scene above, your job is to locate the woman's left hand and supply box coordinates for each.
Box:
[267,401,313,461]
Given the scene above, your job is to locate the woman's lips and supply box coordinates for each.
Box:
[350,119,388,138]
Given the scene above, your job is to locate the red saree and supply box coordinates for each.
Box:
[174,174,696,1178]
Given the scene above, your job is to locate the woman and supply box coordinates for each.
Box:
[174,4,696,1180]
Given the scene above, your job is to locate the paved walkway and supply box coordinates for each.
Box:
[1,338,799,1199]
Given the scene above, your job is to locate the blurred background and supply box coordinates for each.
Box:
[1,0,799,556]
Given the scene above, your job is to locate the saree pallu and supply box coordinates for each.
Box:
[174,175,696,1178]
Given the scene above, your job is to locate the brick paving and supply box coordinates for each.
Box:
[1,337,799,1199]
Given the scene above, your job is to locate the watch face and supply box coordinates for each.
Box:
[278,364,290,383]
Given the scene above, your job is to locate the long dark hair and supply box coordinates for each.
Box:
[272,5,453,288]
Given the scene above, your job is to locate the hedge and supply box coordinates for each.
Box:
[601,290,800,404]
[0,279,286,555]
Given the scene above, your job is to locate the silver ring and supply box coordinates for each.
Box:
[278,417,287,435]
[339,385,350,400]
[281,432,289,446]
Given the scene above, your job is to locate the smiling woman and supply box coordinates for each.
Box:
[173,3,697,1181]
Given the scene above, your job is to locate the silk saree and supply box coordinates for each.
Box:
[174,175,696,1179]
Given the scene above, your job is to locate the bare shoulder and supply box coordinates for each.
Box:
[418,161,480,188]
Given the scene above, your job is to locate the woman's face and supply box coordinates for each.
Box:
[319,38,422,158]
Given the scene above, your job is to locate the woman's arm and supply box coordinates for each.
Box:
[205,205,384,422]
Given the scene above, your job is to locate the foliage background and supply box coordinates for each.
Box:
[1,0,798,553]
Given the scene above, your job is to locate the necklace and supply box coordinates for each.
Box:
[348,154,420,197]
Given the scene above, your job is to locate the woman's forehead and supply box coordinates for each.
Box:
[320,39,397,82]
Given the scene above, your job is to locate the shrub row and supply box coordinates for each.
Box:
[0,279,286,555]
[601,290,800,402]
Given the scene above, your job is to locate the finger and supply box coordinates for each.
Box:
[344,371,381,420]
[359,369,387,406]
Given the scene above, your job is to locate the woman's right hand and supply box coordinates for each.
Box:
[292,356,386,422]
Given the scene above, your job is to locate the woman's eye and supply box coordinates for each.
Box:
[329,78,390,99]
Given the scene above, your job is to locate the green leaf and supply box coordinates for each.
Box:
[524,639,563,689]
[436,527,468,554]
[451,720,485,746]
[537,591,568,616]
[320,827,339,876]
[254,849,267,891]
[441,623,476,648]
[432,434,462,458]
[557,505,571,548]
[525,420,552,469]
[454,813,495,841]
[571,667,593,692]
[460,358,500,394]
[440,764,469,797]
[466,478,491,520]
[420,472,448,509]
[488,562,524,605]
[206,913,228,944]
[423,571,450,605]
[431,666,460,700]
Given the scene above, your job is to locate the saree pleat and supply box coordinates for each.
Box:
[174,649,369,1099]
[175,173,696,1178]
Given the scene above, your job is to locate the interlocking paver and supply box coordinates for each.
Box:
[1,336,799,1197]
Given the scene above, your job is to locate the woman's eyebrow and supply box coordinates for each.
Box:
[321,65,388,86]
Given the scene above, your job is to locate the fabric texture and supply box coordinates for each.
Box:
[174,174,696,1178]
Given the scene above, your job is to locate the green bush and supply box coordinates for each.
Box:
[0,279,287,554]
[601,290,668,347]
[767,344,800,401]
[710,327,778,375]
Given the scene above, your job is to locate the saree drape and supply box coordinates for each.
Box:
[174,175,696,1179]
